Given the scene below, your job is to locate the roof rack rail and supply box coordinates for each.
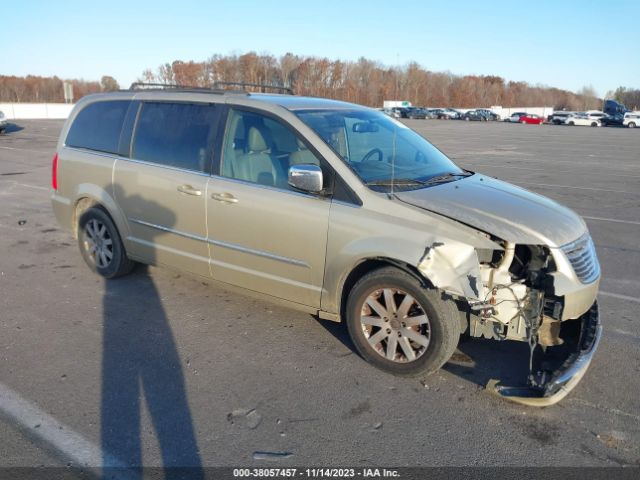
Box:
[213,81,294,95]
[130,82,204,91]
[128,82,247,95]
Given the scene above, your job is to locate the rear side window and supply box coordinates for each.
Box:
[66,101,130,154]
[132,102,217,173]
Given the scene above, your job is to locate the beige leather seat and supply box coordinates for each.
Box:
[234,127,278,186]
[289,139,320,167]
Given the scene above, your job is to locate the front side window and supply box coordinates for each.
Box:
[132,102,217,173]
[296,108,466,191]
[66,100,130,154]
[221,109,322,190]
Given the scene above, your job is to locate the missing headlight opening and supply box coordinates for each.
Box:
[419,239,600,406]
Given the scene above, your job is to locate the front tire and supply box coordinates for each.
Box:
[629,122,636,128]
[78,207,135,279]
[345,267,460,377]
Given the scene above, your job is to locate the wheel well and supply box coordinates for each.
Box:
[72,197,110,238]
[339,258,431,321]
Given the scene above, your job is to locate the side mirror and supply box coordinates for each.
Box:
[288,164,323,193]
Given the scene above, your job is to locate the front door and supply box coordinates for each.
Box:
[206,108,331,307]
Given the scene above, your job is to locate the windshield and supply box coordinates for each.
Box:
[295,108,465,191]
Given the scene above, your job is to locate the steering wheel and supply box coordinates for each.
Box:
[361,148,384,163]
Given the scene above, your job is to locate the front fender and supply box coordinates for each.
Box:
[321,203,500,315]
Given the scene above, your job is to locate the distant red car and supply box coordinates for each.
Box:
[519,114,544,125]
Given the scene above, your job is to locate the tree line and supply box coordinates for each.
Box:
[608,86,640,111]
[0,75,119,103]
[2,52,638,111]
[139,53,605,110]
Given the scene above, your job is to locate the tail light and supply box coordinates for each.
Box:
[52,152,58,190]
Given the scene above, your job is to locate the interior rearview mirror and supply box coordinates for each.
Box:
[352,122,379,133]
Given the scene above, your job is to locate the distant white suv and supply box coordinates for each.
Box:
[551,111,575,125]
[565,111,605,127]
[0,110,8,133]
[623,112,640,128]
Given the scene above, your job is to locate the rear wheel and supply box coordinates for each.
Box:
[629,122,636,128]
[568,121,575,126]
[345,267,460,376]
[78,207,135,279]
[590,122,598,127]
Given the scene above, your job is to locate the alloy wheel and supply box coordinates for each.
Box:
[82,218,113,268]
[359,288,431,362]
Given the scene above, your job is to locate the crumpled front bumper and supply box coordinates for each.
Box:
[487,302,601,406]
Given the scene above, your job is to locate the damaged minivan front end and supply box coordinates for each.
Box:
[399,176,602,406]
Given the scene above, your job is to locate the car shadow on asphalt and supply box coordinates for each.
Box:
[444,337,532,390]
[315,316,532,389]
[1,123,24,134]
[100,189,203,478]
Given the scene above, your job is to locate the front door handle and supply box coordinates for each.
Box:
[211,192,238,203]
[177,184,202,196]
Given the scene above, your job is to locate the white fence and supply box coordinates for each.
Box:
[0,103,75,120]
[3,102,556,121]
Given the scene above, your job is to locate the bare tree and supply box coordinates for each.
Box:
[101,76,120,91]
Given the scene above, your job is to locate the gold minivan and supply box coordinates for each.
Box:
[51,84,601,406]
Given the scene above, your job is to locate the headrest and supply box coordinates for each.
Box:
[247,127,268,152]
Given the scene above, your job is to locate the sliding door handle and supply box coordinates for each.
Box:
[211,192,238,203]
[177,184,202,196]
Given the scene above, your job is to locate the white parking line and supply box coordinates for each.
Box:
[569,397,640,422]
[599,291,640,304]
[13,132,60,140]
[0,145,52,154]
[610,328,640,341]
[459,155,640,169]
[0,180,50,191]
[0,382,129,473]
[583,216,640,226]
[515,181,640,195]
[468,163,640,179]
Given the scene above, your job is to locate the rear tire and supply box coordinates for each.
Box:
[629,122,636,128]
[78,207,135,279]
[345,267,460,377]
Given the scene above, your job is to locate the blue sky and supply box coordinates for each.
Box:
[2,0,638,96]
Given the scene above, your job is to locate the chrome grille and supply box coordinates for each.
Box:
[561,234,600,284]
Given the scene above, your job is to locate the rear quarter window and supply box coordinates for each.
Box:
[65,100,130,154]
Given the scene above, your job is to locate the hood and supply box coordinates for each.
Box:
[395,174,586,247]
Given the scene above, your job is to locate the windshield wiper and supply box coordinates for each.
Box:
[365,178,427,186]
[422,171,472,185]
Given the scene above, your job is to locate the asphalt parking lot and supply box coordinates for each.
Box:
[1,119,639,468]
